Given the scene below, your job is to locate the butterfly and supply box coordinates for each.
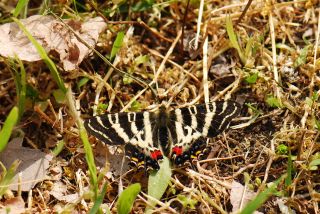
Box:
[84,101,240,171]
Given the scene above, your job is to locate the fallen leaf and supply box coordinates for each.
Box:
[230,181,263,214]
[49,181,79,203]
[0,196,25,214]
[0,137,53,191]
[0,15,107,71]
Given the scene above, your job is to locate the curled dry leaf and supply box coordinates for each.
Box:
[0,137,53,192]
[0,15,107,71]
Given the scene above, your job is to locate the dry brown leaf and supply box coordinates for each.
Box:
[50,181,79,203]
[0,196,25,214]
[0,137,53,191]
[0,15,107,71]
[230,181,263,214]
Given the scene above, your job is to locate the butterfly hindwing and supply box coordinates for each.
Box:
[168,101,240,163]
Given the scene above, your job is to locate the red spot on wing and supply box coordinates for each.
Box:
[172,146,183,156]
[150,150,163,160]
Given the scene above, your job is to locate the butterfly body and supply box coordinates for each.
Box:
[84,101,240,171]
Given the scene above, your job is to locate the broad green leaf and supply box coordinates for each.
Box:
[110,31,125,60]
[117,183,141,214]
[146,157,171,212]
[0,107,19,152]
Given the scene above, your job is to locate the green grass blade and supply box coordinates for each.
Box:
[15,58,26,120]
[110,31,125,60]
[0,107,19,152]
[12,17,67,93]
[226,16,245,65]
[12,0,29,18]
[52,140,65,156]
[0,160,20,197]
[89,181,109,214]
[117,183,141,214]
[240,175,286,214]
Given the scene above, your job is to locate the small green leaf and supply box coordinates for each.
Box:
[277,144,288,155]
[134,55,149,66]
[226,16,245,64]
[52,140,65,156]
[117,183,141,214]
[53,89,66,104]
[123,73,133,85]
[245,72,258,84]
[77,77,90,89]
[177,195,197,209]
[97,103,108,115]
[309,159,320,170]
[130,101,142,112]
[146,157,171,212]
[265,95,282,108]
[293,45,310,68]
[110,31,125,60]
[0,107,19,152]
[132,0,154,12]
[315,119,320,131]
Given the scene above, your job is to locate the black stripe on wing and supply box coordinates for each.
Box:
[169,101,241,143]
[84,111,146,145]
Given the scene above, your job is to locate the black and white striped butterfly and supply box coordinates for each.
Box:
[84,101,240,171]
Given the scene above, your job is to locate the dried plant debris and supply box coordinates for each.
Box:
[0,15,107,71]
[0,0,319,213]
[0,137,52,191]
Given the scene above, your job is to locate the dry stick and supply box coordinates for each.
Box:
[310,11,320,97]
[235,0,253,25]
[203,30,209,103]
[180,0,190,53]
[260,137,275,192]
[121,30,183,112]
[194,0,204,50]
[269,10,282,102]
[145,46,200,83]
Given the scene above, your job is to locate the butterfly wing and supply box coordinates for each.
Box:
[168,101,240,164]
[84,111,162,170]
